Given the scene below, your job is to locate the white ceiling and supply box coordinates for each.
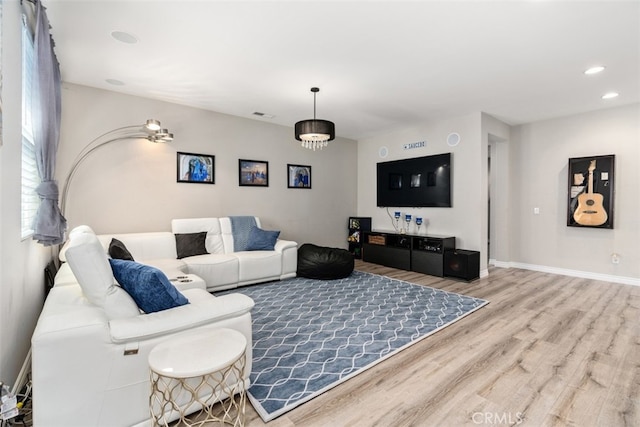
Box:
[44,0,640,141]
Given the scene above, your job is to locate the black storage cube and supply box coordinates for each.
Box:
[444,249,480,281]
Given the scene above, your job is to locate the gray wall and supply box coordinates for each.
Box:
[57,84,358,248]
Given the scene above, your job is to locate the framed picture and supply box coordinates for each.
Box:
[287,164,312,189]
[567,154,615,229]
[239,159,269,187]
[177,152,214,184]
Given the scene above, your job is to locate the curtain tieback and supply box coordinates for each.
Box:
[36,180,60,201]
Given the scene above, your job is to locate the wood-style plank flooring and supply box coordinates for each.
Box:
[210,261,640,427]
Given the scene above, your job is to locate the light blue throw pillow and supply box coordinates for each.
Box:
[245,226,280,251]
[109,259,189,313]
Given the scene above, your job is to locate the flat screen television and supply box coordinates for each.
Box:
[376,153,452,207]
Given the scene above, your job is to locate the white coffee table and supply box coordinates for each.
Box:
[148,328,247,426]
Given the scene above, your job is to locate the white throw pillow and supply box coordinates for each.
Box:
[65,232,139,319]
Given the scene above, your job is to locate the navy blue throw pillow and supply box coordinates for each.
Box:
[245,226,280,251]
[109,259,189,313]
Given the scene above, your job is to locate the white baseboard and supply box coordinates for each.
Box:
[488,259,639,287]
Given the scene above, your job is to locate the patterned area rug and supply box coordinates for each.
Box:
[218,270,488,422]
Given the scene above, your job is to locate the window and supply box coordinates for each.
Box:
[21,16,40,239]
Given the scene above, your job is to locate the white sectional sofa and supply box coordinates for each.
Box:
[56,216,298,292]
[32,217,298,426]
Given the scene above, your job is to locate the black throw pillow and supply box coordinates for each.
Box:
[108,238,135,261]
[175,232,209,259]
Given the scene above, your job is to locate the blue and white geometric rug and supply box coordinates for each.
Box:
[218,270,489,422]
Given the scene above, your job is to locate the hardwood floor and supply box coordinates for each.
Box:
[234,262,640,427]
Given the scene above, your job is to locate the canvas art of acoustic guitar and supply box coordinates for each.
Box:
[573,160,607,226]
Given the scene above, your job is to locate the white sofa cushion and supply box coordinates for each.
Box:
[181,253,239,290]
[143,258,188,278]
[65,232,140,320]
[236,250,282,284]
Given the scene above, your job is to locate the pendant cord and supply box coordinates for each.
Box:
[313,92,317,120]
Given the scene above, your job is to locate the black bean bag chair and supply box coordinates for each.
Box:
[297,243,354,280]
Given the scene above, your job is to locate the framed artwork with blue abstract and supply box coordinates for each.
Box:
[287,164,311,189]
[239,159,269,187]
[177,152,215,184]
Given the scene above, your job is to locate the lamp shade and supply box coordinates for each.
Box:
[294,119,335,143]
[294,87,335,151]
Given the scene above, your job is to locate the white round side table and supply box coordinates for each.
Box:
[148,328,247,427]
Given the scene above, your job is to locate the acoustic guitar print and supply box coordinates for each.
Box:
[573,160,607,226]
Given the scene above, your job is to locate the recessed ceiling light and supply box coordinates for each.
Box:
[111,31,138,44]
[602,92,619,99]
[584,66,606,75]
[106,78,125,86]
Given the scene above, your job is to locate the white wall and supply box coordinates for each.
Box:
[57,84,358,248]
[357,113,488,270]
[0,0,51,389]
[509,104,639,282]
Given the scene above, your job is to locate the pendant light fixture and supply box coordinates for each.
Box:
[294,87,335,151]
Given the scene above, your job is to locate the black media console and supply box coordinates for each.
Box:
[362,231,456,277]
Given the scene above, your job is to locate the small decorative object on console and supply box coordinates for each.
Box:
[404,214,412,234]
[394,211,401,231]
[415,217,423,234]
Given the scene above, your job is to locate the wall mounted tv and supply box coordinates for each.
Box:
[376,153,452,207]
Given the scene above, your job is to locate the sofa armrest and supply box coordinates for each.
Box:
[109,291,254,343]
[277,240,298,279]
[274,239,297,252]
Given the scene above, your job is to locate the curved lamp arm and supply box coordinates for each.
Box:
[60,119,173,217]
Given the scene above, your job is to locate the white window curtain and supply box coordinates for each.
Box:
[21,11,39,239]
[28,0,66,245]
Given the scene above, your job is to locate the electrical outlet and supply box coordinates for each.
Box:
[611,253,620,264]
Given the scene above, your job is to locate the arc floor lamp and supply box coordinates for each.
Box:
[60,119,173,217]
